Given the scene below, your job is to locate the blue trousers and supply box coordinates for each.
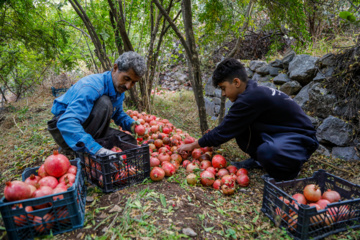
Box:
[254,132,318,181]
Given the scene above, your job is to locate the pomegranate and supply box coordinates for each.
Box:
[226,165,237,174]
[33,186,53,209]
[322,189,341,203]
[212,155,227,169]
[170,154,182,164]
[309,203,323,225]
[150,167,165,181]
[59,173,76,184]
[199,154,211,162]
[39,176,58,189]
[158,152,170,163]
[275,196,291,220]
[25,174,41,186]
[28,185,37,197]
[67,165,77,175]
[12,204,34,226]
[44,150,71,178]
[338,205,353,221]
[150,157,161,167]
[182,160,191,168]
[221,175,235,188]
[38,164,49,178]
[200,171,215,186]
[206,167,217,176]
[217,169,229,179]
[236,174,250,187]
[201,146,213,153]
[292,193,307,205]
[158,147,168,153]
[154,139,163,148]
[316,199,331,209]
[213,179,221,190]
[162,127,171,134]
[52,186,67,201]
[162,162,176,177]
[221,185,235,195]
[134,125,146,136]
[186,173,197,185]
[200,160,212,170]
[170,160,180,170]
[180,151,190,160]
[236,168,248,176]
[303,184,321,202]
[186,162,200,173]
[33,214,54,233]
[149,143,156,151]
[4,181,31,201]
[191,149,202,159]
[288,212,298,231]
[184,137,195,144]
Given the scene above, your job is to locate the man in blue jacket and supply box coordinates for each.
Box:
[47,51,146,157]
[178,58,319,181]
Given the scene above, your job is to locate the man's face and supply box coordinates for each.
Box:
[218,78,246,102]
[111,64,141,94]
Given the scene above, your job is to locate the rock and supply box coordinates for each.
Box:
[316,144,331,157]
[293,81,316,109]
[273,73,290,84]
[307,82,337,118]
[102,227,108,234]
[214,105,220,115]
[269,67,282,76]
[225,99,233,115]
[172,72,187,83]
[98,212,108,219]
[251,73,262,82]
[280,80,302,96]
[245,67,254,78]
[249,60,266,71]
[307,115,320,127]
[332,147,360,161]
[76,233,83,239]
[213,97,221,105]
[174,81,180,85]
[270,59,283,68]
[281,50,296,69]
[109,205,122,213]
[316,53,336,68]
[205,97,215,117]
[86,196,94,203]
[205,77,216,96]
[182,228,197,237]
[214,89,222,98]
[258,75,272,82]
[313,67,334,81]
[288,54,318,85]
[316,116,352,146]
[256,65,281,76]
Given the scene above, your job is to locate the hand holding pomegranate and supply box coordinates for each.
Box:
[177,140,200,153]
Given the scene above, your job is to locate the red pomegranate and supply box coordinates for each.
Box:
[236,168,248,176]
[158,152,170,163]
[217,168,229,179]
[206,167,217,176]
[226,165,238,174]
[322,189,341,203]
[221,175,235,188]
[38,164,49,178]
[213,179,221,190]
[39,176,58,189]
[236,174,250,187]
[186,162,200,173]
[162,162,176,177]
[134,125,146,136]
[67,165,77,175]
[44,150,71,178]
[303,184,321,202]
[212,155,227,169]
[184,137,195,144]
[191,149,202,159]
[221,185,235,195]
[316,199,331,209]
[4,181,32,201]
[25,174,41,186]
[200,171,215,186]
[292,193,307,205]
[59,173,76,184]
[182,160,191,168]
[200,160,212,170]
[33,214,54,233]
[150,157,161,167]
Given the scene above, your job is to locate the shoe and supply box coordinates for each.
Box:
[230,158,262,170]
[58,147,75,157]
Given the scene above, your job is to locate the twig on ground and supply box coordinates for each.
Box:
[314,157,356,176]
[12,116,24,134]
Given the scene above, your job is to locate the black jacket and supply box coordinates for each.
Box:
[198,80,317,157]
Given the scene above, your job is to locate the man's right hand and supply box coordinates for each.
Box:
[130,120,141,134]
[95,147,123,171]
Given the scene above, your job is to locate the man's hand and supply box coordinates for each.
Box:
[130,120,141,134]
[95,147,122,171]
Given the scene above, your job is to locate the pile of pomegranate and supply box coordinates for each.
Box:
[125,110,250,196]
[276,184,354,231]
[3,150,76,231]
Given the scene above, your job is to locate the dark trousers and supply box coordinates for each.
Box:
[47,95,136,152]
[255,132,318,181]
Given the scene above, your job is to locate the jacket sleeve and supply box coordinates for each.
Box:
[112,93,134,131]
[57,85,103,155]
[198,101,261,148]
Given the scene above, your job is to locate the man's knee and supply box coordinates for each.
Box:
[95,95,112,111]
[256,142,280,167]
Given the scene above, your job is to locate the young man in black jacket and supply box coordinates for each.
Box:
[178,58,319,181]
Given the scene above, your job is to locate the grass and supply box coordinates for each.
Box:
[0,84,359,240]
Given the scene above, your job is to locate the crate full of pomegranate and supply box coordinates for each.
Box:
[0,151,86,240]
[261,170,360,240]
[77,134,150,193]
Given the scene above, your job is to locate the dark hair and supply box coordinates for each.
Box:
[212,58,248,87]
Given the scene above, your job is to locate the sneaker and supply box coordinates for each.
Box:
[230,158,262,170]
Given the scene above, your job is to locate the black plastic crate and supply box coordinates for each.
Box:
[0,159,86,240]
[261,170,360,240]
[77,134,150,193]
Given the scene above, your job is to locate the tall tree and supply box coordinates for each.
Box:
[153,0,209,134]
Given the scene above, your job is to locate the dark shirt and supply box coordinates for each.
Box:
[198,80,317,156]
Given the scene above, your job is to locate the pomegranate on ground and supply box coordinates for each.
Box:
[200,171,215,186]
[150,167,165,181]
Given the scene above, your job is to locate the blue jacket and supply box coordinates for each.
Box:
[51,71,134,155]
[198,80,318,157]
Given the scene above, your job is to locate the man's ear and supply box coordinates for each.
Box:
[113,63,118,72]
[233,78,241,87]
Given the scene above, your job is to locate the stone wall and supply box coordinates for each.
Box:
[204,51,360,161]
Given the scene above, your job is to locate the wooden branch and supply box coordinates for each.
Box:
[314,157,356,176]
[152,0,191,58]
[13,116,24,134]
[58,20,91,39]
